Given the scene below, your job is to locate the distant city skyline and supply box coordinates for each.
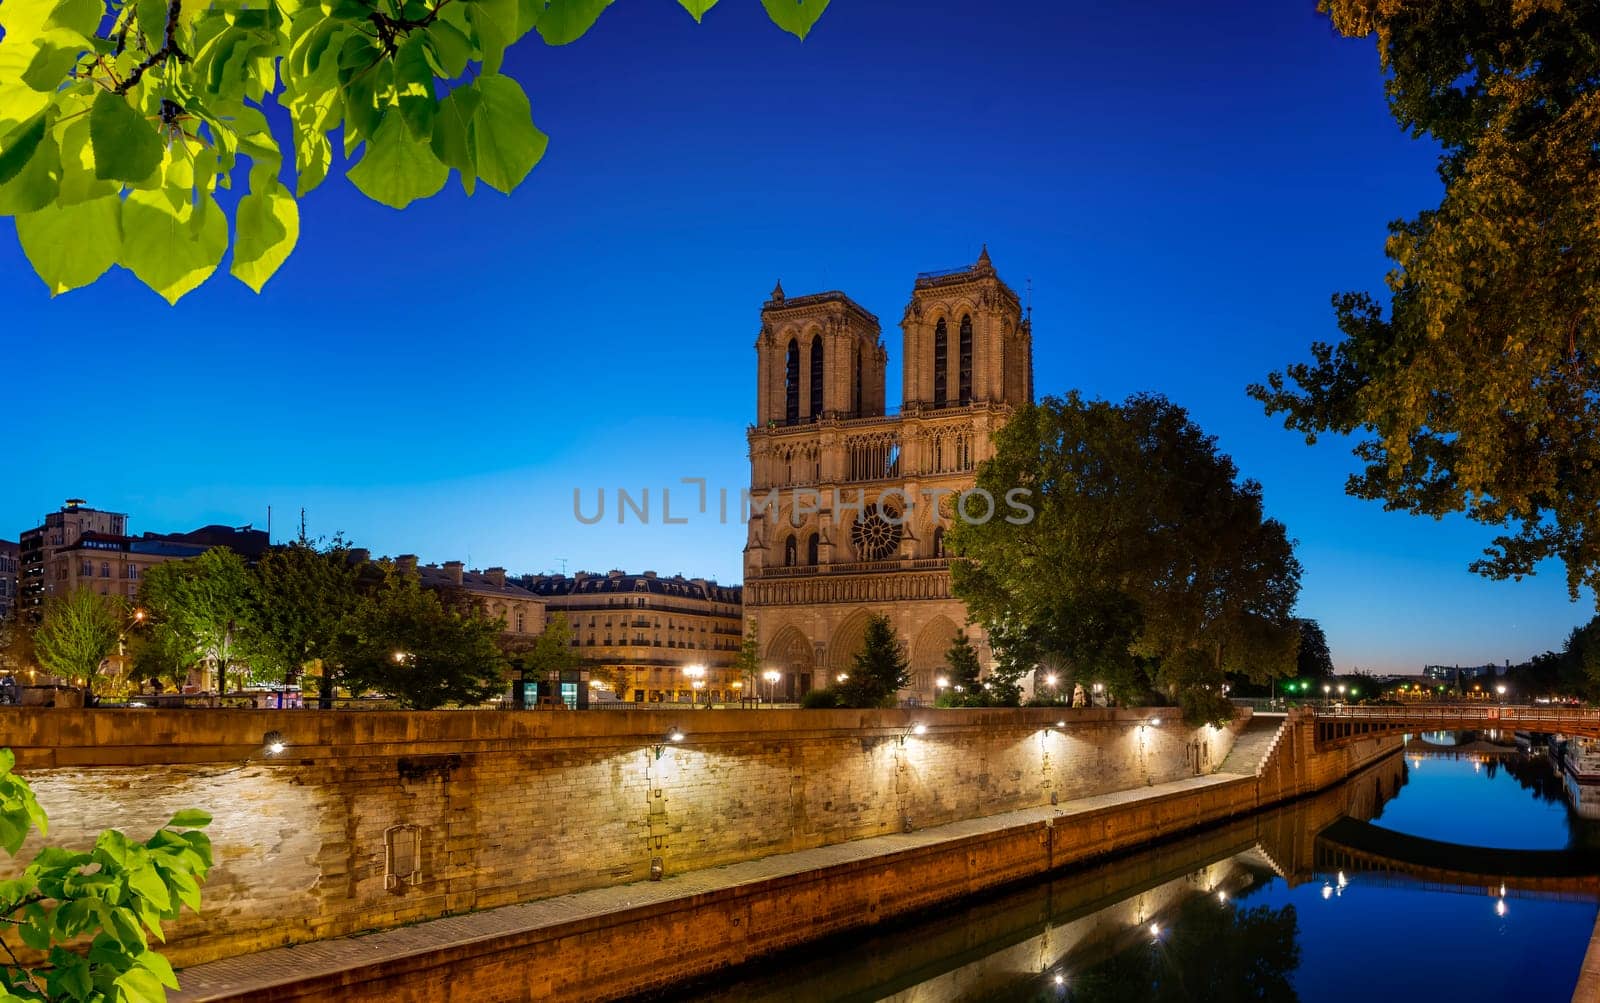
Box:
[3,0,1592,673]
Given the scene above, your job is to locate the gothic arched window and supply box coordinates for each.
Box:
[784,535,798,567]
[853,345,863,417]
[959,315,973,404]
[784,339,800,425]
[807,532,820,566]
[809,336,824,419]
[933,318,948,407]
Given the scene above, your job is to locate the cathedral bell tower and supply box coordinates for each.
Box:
[754,283,887,429]
[900,245,1032,411]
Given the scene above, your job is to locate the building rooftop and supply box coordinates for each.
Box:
[523,571,741,605]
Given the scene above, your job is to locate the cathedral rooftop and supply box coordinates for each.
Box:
[761,287,879,326]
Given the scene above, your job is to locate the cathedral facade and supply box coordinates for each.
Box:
[742,249,1034,703]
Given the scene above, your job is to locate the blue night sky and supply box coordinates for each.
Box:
[1,0,1590,673]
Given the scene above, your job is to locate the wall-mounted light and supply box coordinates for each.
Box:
[652,728,685,760]
[1149,718,1163,727]
[262,731,287,757]
[1148,922,1161,939]
[898,722,928,745]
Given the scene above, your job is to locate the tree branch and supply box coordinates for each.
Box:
[114,0,191,96]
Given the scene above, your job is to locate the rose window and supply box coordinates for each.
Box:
[851,505,903,561]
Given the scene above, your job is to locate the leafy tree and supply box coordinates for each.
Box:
[507,610,586,706]
[834,614,908,709]
[138,548,255,694]
[0,748,212,1003]
[32,589,119,704]
[126,622,192,693]
[1293,618,1334,679]
[0,613,34,679]
[935,630,983,708]
[949,394,1302,725]
[333,563,508,709]
[732,617,761,698]
[1251,1,1600,604]
[247,536,361,697]
[0,0,831,302]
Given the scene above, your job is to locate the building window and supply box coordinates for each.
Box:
[809,335,824,419]
[101,562,110,578]
[854,345,864,416]
[80,561,92,577]
[959,314,973,403]
[785,338,800,424]
[933,318,948,406]
[784,535,797,567]
[807,532,819,566]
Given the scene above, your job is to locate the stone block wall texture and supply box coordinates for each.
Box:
[0,706,1244,967]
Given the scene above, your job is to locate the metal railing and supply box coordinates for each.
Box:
[1314,704,1600,729]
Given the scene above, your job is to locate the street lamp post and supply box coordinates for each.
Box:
[1323,683,1332,708]
[762,669,780,706]
[684,664,706,708]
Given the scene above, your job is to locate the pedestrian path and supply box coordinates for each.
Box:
[170,771,1252,1002]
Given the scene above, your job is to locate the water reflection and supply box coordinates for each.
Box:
[668,748,1600,1003]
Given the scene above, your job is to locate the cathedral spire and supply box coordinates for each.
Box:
[770,279,785,302]
[975,244,992,270]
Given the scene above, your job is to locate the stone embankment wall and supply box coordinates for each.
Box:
[177,712,1407,1003]
[0,706,1243,967]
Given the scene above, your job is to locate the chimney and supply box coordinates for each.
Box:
[396,554,418,573]
[486,567,506,587]
[443,560,464,585]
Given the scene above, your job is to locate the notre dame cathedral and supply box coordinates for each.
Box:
[743,248,1034,703]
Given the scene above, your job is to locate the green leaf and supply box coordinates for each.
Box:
[164,809,211,829]
[127,864,172,912]
[231,180,298,291]
[0,112,49,187]
[531,0,613,45]
[113,966,166,1003]
[134,947,178,989]
[393,34,436,141]
[468,0,518,74]
[119,189,229,304]
[14,194,120,296]
[0,131,60,216]
[424,21,472,78]
[0,750,14,778]
[467,74,546,194]
[159,866,200,912]
[676,0,717,21]
[21,29,90,91]
[760,0,828,39]
[107,906,147,952]
[429,84,480,195]
[347,114,448,209]
[136,0,169,53]
[18,920,51,952]
[44,0,102,36]
[89,91,164,183]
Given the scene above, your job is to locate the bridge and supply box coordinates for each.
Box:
[1311,704,1600,747]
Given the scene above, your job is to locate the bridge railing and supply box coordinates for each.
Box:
[1313,704,1600,730]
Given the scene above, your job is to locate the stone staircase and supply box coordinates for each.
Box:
[1221,714,1289,776]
